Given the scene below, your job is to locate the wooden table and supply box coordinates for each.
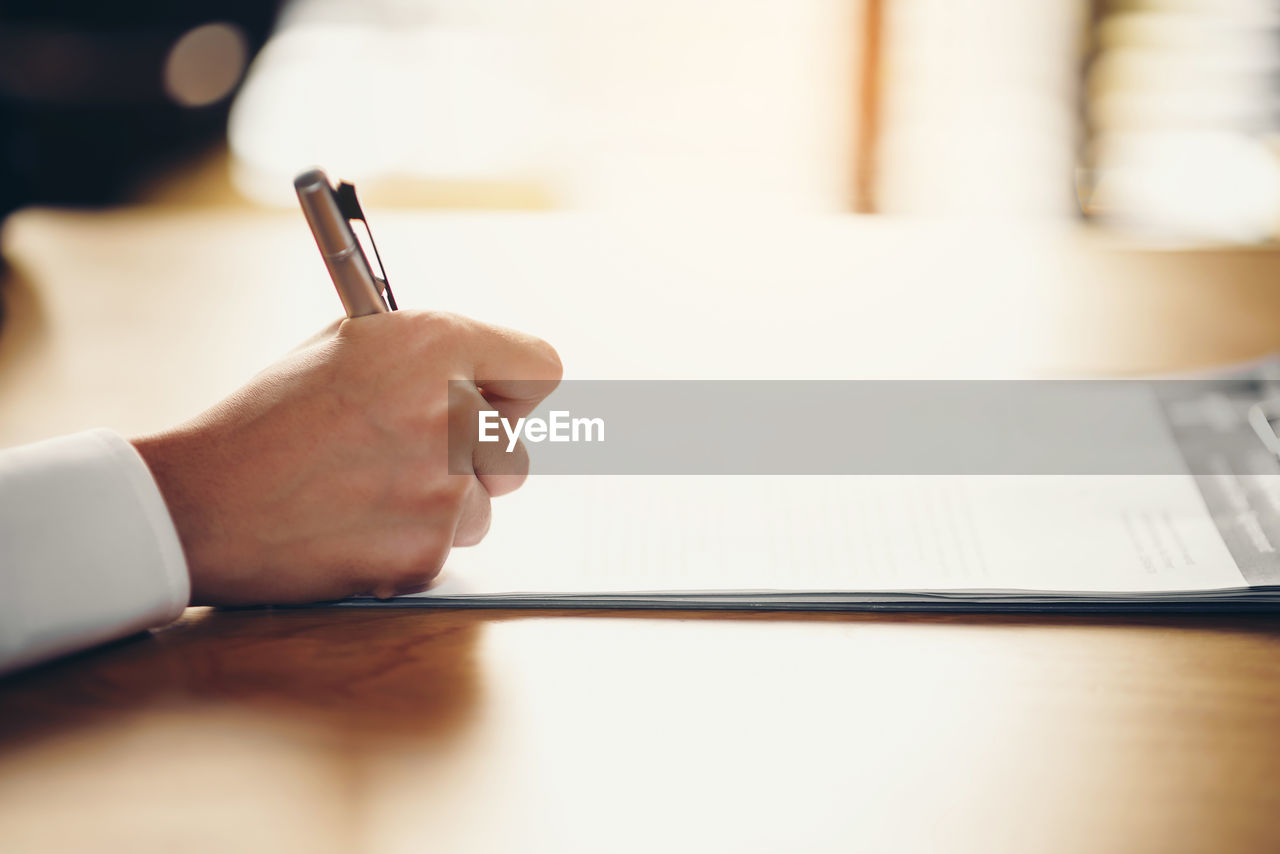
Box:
[3,206,1280,853]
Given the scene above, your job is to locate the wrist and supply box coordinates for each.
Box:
[131,429,222,604]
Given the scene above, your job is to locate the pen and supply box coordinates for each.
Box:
[294,167,396,317]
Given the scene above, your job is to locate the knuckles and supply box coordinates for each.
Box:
[437,472,475,503]
[394,468,472,516]
[407,310,564,381]
[405,310,471,354]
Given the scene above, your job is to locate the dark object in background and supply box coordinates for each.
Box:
[0,1,283,219]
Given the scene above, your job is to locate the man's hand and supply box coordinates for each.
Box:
[131,310,561,605]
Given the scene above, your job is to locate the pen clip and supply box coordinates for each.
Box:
[334,181,397,311]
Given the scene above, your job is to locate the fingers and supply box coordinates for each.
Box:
[449,376,533,494]
[373,467,492,600]
[446,316,555,489]
[372,474,491,600]
[473,429,530,496]
[366,518,456,600]
[453,477,493,546]
[344,311,554,590]
[457,316,563,408]
[342,311,561,399]
[478,381,560,422]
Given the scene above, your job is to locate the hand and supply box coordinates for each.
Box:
[131,310,561,605]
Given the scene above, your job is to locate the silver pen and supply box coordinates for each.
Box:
[294,167,396,317]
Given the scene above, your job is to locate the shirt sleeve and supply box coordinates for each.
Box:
[0,429,190,675]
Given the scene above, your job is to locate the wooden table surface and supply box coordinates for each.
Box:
[3,206,1280,853]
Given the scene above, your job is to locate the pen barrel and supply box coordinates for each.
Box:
[321,247,388,317]
[295,169,388,317]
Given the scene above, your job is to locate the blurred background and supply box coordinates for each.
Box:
[3,0,1279,241]
[7,0,1280,455]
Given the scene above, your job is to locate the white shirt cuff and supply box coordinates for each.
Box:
[0,429,191,674]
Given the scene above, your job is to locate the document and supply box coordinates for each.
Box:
[349,362,1280,611]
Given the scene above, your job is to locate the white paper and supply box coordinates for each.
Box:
[420,474,1247,599]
